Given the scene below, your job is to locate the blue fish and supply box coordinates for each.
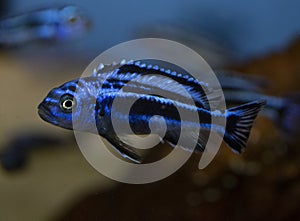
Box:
[38,60,265,163]
[0,5,90,46]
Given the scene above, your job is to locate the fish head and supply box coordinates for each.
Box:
[38,80,80,130]
[38,77,108,134]
[56,5,91,40]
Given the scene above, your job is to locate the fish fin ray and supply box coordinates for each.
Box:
[224,100,266,153]
[127,74,220,109]
[118,61,221,109]
[165,127,210,153]
[105,135,142,163]
[91,59,131,77]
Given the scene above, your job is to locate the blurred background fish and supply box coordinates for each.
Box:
[0,5,90,47]
[0,131,63,170]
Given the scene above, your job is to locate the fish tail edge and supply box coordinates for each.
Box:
[223,100,266,153]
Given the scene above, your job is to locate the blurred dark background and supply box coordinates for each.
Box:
[0,0,300,220]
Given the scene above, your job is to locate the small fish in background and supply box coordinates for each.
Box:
[217,71,300,142]
[0,5,90,47]
[0,132,63,171]
[37,60,265,163]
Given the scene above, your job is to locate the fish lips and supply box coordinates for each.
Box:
[37,103,58,125]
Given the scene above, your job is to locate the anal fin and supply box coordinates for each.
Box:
[105,135,142,164]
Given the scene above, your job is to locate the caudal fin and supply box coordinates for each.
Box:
[223,100,266,153]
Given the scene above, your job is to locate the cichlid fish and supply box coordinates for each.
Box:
[217,71,300,141]
[38,60,265,163]
[0,5,90,46]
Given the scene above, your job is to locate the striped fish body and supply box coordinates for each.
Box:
[38,60,265,163]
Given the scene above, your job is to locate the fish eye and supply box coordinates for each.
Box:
[68,16,78,24]
[60,94,76,112]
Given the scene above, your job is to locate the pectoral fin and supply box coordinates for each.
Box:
[105,135,142,164]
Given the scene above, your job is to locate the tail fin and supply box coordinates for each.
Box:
[276,94,300,142]
[224,100,266,153]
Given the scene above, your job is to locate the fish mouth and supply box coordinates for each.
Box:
[37,103,57,125]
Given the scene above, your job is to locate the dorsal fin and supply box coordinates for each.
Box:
[117,74,215,109]
[92,60,221,109]
[91,59,130,77]
[117,60,220,109]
